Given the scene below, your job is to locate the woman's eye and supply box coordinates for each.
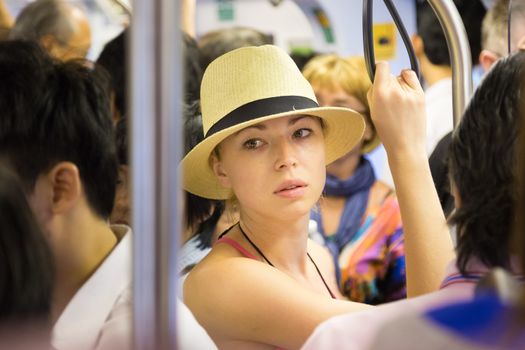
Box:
[243,138,264,149]
[293,128,312,138]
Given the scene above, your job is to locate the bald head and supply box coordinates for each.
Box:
[9,0,91,61]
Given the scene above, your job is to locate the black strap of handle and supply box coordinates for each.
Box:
[363,0,421,82]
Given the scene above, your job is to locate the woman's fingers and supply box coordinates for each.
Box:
[367,62,426,157]
[400,69,422,91]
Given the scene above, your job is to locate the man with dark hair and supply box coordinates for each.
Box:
[96,29,201,123]
[96,30,127,123]
[0,40,130,349]
[9,0,91,61]
[109,117,130,226]
[412,0,485,155]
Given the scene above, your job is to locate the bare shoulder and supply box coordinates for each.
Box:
[183,245,285,324]
[307,238,334,267]
[184,248,302,346]
[183,244,251,306]
[184,244,368,347]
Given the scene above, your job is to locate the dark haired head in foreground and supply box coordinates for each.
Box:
[449,51,525,274]
[0,40,130,348]
[0,40,117,220]
[0,164,53,347]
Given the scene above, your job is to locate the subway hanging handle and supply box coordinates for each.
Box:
[363,0,420,82]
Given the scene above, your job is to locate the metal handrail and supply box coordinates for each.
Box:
[361,0,472,126]
[425,0,472,126]
[131,0,182,348]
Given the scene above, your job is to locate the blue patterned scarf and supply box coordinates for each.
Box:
[311,157,376,281]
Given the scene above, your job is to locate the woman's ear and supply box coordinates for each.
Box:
[210,154,232,189]
[363,120,374,142]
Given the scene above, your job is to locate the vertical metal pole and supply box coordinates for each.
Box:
[131,0,182,348]
[159,0,183,347]
[426,0,473,126]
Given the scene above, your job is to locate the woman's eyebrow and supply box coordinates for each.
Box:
[234,116,311,138]
[234,123,266,137]
[289,115,309,125]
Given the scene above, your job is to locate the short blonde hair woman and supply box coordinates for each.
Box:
[303,55,405,304]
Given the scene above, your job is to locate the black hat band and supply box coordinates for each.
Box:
[205,95,319,138]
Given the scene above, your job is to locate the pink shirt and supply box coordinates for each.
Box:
[301,259,494,350]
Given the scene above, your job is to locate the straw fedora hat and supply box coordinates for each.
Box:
[182,45,365,200]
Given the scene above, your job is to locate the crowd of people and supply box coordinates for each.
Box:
[0,0,524,349]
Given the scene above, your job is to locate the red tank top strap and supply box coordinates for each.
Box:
[215,236,259,260]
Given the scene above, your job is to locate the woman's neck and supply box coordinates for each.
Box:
[326,152,361,180]
[238,211,311,274]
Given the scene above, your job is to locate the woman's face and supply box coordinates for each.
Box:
[314,84,372,143]
[314,85,373,171]
[211,115,326,220]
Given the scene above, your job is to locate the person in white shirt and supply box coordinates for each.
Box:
[0,40,130,349]
[412,1,485,155]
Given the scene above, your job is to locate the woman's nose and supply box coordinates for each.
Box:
[273,138,298,170]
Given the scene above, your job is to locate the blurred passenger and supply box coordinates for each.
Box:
[479,0,525,72]
[110,117,130,226]
[182,45,447,348]
[97,29,201,123]
[100,29,207,245]
[413,0,485,155]
[179,103,239,276]
[430,0,525,218]
[289,48,318,71]
[303,55,405,305]
[96,30,127,124]
[0,0,13,40]
[198,26,273,71]
[9,0,91,61]
[183,31,203,103]
[0,40,130,349]
[0,164,53,348]
[302,51,525,350]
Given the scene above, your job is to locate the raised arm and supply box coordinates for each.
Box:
[367,62,455,297]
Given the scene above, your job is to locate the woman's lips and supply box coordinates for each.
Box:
[274,180,308,198]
